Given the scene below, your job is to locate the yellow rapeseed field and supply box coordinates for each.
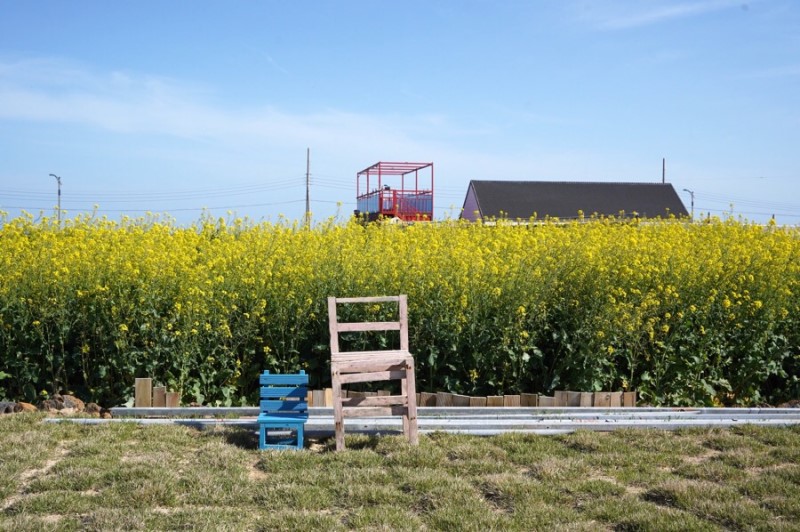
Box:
[0,212,798,407]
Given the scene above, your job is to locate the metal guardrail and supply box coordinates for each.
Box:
[42,406,800,435]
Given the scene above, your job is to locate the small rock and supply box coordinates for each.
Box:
[85,402,102,415]
[38,398,63,412]
[778,399,800,408]
[61,394,85,412]
[0,402,21,414]
[100,408,112,419]
[18,402,37,413]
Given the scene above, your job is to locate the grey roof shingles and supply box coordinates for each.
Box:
[463,180,689,220]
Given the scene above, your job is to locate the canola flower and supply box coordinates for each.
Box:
[0,211,798,407]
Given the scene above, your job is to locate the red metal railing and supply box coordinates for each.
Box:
[356,162,434,221]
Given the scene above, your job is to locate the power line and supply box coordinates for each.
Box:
[695,192,800,212]
[696,206,800,219]
[1,179,299,195]
[0,199,308,213]
[0,178,303,202]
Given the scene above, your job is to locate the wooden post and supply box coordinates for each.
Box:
[566,391,582,407]
[593,392,612,407]
[623,391,637,407]
[452,394,470,407]
[538,396,555,407]
[436,392,454,406]
[580,392,594,407]
[469,396,487,407]
[152,386,166,407]
[487,396,504,407]
[503,395,521,407]
[419,392,437,406]
[609,391,623,407]
[165,391,180,408]
[521,393,538,407]
[554,391,569,407]
[312,389,325,408]
[134,378,152,407]
[325,388,333,407]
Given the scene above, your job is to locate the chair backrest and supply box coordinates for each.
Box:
[259,370,309,418]
[327,295,409,356]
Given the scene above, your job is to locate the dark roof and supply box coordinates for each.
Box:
[461,181,688,221]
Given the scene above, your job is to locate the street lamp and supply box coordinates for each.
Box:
[682,188,695,221]
[49,174,62,224]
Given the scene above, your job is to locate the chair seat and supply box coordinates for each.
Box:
[333,350,412,360]
[332,353,413,374]
[258,413,309,423]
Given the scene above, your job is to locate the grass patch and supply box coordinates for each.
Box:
[1,414,799,530]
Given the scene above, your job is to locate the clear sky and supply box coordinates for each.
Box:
[1,1,798,225]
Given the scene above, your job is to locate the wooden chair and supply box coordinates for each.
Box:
[328,295,419,451]
[257,370,309,450]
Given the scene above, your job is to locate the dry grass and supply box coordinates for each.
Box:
[1,414,799,530]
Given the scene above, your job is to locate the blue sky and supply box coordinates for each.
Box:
[1,0,798,224]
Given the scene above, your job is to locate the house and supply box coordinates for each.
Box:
[460,181,689,221]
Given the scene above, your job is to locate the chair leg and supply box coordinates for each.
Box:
[296,424,305,450]
[259,424,266,450]
[401,375,410,438]
[332,369,345,451]
[405,358,419,445]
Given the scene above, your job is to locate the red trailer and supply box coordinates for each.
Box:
[355,162,434,222]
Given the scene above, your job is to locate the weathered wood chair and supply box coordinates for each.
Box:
[328,295,419,451]
[257,370,309,450]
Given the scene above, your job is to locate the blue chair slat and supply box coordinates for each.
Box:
[260,373,309,386]
[258,370,308,451]
[260,386,308,399]
[260,399,308,413]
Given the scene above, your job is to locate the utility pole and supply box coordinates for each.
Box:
[305,148,311,228]
[662,158,666,184]
[49,173,62,224]
[683,188,695,221]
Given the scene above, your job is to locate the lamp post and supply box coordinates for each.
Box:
[682,188,694,221]
[49,173,62,224]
